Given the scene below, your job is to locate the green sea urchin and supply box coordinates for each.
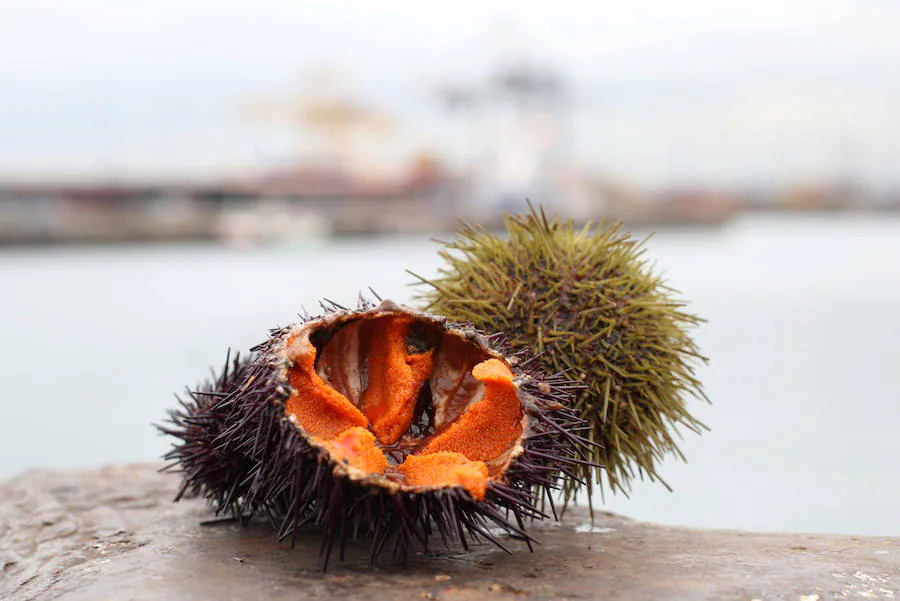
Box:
[411,206,709,500]
[159,298,593,567]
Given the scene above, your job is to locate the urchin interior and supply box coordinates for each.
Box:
[282,313,524,500]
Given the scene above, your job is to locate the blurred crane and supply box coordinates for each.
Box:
[430,19,594,218]
[238,69,395,177]
[435,61,576,216]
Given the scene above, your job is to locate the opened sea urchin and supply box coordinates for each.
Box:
[412,206,709,500]
[159,299,592,566]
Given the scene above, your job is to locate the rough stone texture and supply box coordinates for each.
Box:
[1,464,897,601]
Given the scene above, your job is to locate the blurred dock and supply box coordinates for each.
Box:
[1,169,894,247]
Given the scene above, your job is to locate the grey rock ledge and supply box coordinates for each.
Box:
[1,464,897,601]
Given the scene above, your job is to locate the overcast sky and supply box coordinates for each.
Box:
[1,0,899,188]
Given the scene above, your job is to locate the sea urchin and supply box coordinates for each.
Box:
[159,298,593,567]
[411,205,709,501]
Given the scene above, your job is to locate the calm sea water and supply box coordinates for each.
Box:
[1,214,898,536]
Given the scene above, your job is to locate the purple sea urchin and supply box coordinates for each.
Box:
[411,205,709,502]
[159,298,593,567]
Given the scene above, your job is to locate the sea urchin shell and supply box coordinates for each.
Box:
[159,298,593,567]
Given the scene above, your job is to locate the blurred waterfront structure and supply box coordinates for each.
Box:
[2,172,896,246]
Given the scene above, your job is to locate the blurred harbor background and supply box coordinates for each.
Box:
[2,2,898,537]
[3,2,900,246]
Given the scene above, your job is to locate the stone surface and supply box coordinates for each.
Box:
[1,464,897,601]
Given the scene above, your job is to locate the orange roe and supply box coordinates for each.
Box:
[420,359,523,464]
[361,316,434,445]
[285,335,368,440]
[283,319,525,497]
[399,452,490,500]
[319,427,388,475]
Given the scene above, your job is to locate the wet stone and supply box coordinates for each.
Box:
[1,464,898,601]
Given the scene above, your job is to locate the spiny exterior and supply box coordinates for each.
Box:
[158,297,594,568]
[411,206,709,501]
